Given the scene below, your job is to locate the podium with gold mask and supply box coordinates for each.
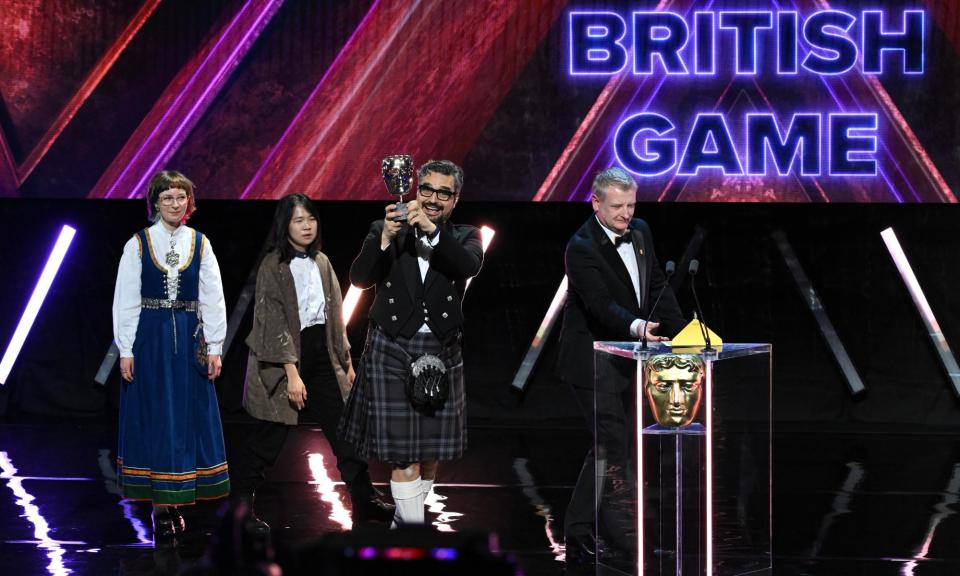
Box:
[591,321,770,576]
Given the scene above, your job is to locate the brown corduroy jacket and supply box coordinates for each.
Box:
[243,250,351,425]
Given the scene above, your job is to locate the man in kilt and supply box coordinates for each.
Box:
[340,159,483,526]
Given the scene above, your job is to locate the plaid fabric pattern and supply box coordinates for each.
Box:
[340,325,466,462]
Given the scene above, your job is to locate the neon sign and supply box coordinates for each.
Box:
[568,9,925,178]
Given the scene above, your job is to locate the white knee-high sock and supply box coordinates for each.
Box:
[421,478,434,501]
[390,477,424,527]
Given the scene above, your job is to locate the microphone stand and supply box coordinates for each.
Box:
[640,261,675,351]
[688,259,713,354]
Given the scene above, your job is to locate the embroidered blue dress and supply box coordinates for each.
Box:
[117,228,230,504]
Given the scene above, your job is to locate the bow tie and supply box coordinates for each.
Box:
[614,233,633,247]
[415,227,440,241]
[293,250,310,259]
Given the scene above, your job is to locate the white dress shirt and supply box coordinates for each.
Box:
[595,216,646,338]
[112,221,227,358]
[416,229,440,333]
[289,254,327,330]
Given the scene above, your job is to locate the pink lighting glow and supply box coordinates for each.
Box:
[705,360,714,576]
[636,360,644,575]
[636,354,715,575]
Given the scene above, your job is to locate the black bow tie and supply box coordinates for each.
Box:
[293,250,310,259]
[614,233,633,247]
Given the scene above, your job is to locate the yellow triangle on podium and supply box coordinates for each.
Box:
[671,318,722,350]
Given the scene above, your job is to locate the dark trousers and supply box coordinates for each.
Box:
[565,359,635,544]
[233,324,373,501]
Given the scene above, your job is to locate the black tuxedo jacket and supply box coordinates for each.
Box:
[350,220,483,341]
[557,216,685,388]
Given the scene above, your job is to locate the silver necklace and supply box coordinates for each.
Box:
[164,235,179,268]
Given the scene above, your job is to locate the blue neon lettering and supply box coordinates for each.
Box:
[803,11,858,75]
[746,114,821,176]
[614,113,677,176]
[677,114,743,176]
[632,12,689,74]
[719,12,773,75]
[569,12,627,75]
[862,10,924,74]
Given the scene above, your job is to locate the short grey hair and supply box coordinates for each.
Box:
[418,159,464,193]
[591,167,637,199]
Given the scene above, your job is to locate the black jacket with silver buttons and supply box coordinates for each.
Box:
[350,219,483,340]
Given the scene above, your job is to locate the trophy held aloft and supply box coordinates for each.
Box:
[382,155,413,221]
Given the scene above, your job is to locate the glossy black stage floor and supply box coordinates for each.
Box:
[0,417,958,575]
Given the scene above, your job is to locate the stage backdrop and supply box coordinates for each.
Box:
[1,1,960,428]
[1,0,958,202]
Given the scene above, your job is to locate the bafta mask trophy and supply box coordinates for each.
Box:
[644,354,704,427]
[382,155,414,221]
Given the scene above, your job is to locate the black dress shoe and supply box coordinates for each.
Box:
[153,508,176,540]
[169,507,186,535]
[233,493,271,535]
[564,532,598,564]
[246,511,271,535]
[352,494,396,523]
[565,533,627,565]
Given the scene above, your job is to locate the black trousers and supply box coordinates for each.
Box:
[565,357,635,543]
[233,324,373,501]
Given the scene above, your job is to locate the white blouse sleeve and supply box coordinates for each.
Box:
[198,236,227,356]
[112,236,142,358]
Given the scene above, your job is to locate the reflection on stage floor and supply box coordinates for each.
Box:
[0,418,958,575]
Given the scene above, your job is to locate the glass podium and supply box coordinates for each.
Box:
[591,342,771,576]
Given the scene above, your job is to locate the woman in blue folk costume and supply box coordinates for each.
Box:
[112,170,230,539]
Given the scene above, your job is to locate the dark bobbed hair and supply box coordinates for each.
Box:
[146,170,196,222]
[270,193,322,263]
[417,159,464,194]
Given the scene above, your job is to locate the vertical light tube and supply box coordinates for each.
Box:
[705,359,714,576]
[636,358,644,575]
[0,225,76,384]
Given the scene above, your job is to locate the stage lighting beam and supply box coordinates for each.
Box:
[465,225,496,290]
[0,225,76,385]
[881,227,960,396]
[773,230,865,395]
[511,276,568,392]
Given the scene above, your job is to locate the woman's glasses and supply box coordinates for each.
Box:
[158,195,189,206]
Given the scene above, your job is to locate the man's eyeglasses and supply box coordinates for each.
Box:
[417,184,456,202]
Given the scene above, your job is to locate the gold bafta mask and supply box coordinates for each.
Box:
[644,354,704,427]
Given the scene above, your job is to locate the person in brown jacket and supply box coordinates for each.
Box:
[236,194,393,532]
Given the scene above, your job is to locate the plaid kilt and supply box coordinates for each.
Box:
[339,324,466,463]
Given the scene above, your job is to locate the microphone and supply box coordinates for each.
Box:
[688,259,713,351]
[640,260,675,350]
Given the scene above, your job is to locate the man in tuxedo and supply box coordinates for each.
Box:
[341,159,483,526]
[558,167,685,562]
